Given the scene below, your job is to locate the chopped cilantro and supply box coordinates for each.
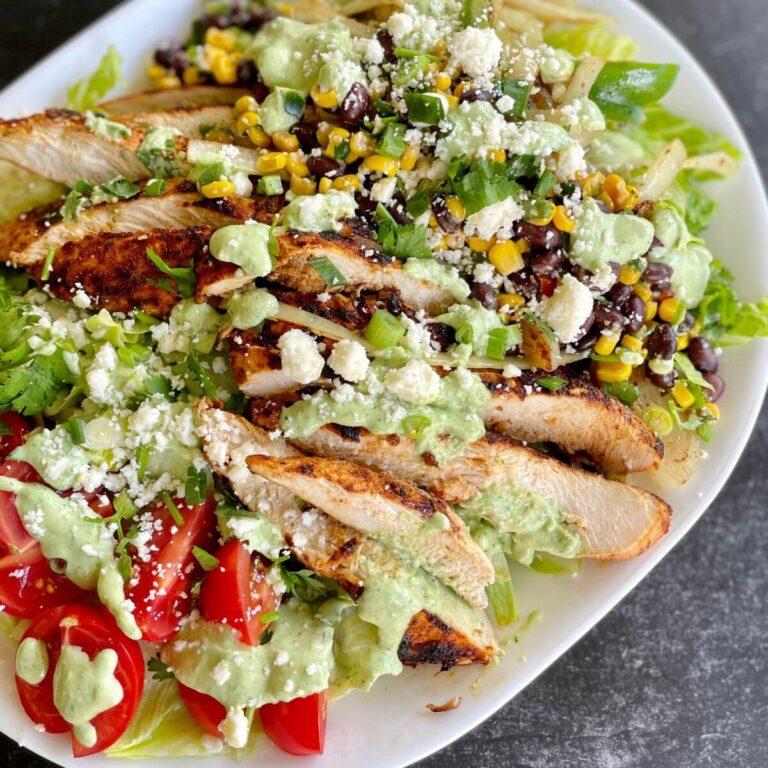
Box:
[375,205,431,260]
[146,247,196,299]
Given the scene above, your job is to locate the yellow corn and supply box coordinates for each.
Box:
[255,152,288,175]
[516,239,531,255]
[332,174,360,191]
[446,196,465,222]
[236,111,260,135]
[580,171,604,198]
[147,65,167,80]
[399,145,420,172]
[621,335,643,353]
[619,263,642,285]
[363,155,399,177]
[633,282,652,302]
[621,189,640,211]
[594,332,619,356]
[271,131,300,153]
[235,95,259,113]
[691,319,702,337]
[350,131,375,158]
[154,75,182,91]
[603,173,633,210]
[552,205,574,233]
[278,3,294,15]
[676,333,690,351]
[444,93,459,108]
[671,381,695,409]
[432,40,447,56]
[488,240,524,275]
[598,190,615,212]
[318,177,333,193]
[488,149,506,164]
[247,126,271,148]
[702,402,720,420]
[453,82,466,99]
[311,85,339,109]
[498,293,525,311]
[659,297,683,323]
[594,361,632,383]
[428,215,439,229]
[290,174,317,196]
[211,55,238,85]
[201,180,235,198]
[205,28,237,52]
[316,123,333,147]
[645,301,658,321]
[286,154,309,177]
[325,126,351,158]
[466,237,493,253]
[435,72,452,91]
[183,66,203,86]
[207,128,235,143]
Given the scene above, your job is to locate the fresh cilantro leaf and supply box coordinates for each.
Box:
[147,655,175,681]
[375,205,431,260]
[145,247,195,298]
[450,159,522,215]
[185,466,211,505]
[0,349,77,415]
[186,343,218,398]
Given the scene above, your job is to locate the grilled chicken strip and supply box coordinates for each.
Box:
[250,397,670,560]
[481,372,663,475]
[0,106,237,187]
[100,86,258,116]
[1,179,283,267]
[197,400,498,667]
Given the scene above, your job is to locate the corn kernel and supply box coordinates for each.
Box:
[598,190,615,212]
[350,131,375,158]
[247,126,271,148]
[621,335,643,353]
[488,149,506,163]
[594,332,619,356]
[278,3,294,15]
[325,126,351,158]
[676,333,689,351]
[453,82,466,99]
[332,174,360,191]
[691,319,702,337]
[528,209,555,226]
[595,361,632,383]
[604,173,632,209]
[488,240,524,275]
[619,264,642,285]
[363,154,399,177]
[286,154,309,177]
[236,111,260,135]
[444,93,459,108]
[154,75,182,91]
[498,293,525,310]
[516,239,530,255]
[659,297,683,323]
[432,40,447,56]
[235,95,259,113]
[290,174,317,196]
[183,66,203,86]
[633,282,652,302]
[446,196,465,222]
[702,402,720,420]
[311,85,339,109]
[318,177,333,193]
[552,205,574,233]
[205,28,237,52]
[271,131,300,153]
[256,152,288,175]
[466,237,493,253]
[435,72,452,91]
[580,171,604,198]
[211,55,238,85]
[621,191,640,211]
[671,381,696,409]
[148,65,167,80]
[201,180,235,198]
[428,215,438,229]
[645,301,658,321]
[399,145,419,172]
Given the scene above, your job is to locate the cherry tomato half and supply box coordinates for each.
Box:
[178,682,227,738]
[0,412,32,460]
[259,691,328,756]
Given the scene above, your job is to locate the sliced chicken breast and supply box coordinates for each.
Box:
[100,86,257,116]
[481,372,663,475]
[197,400,497,667]
[245,454,495,608]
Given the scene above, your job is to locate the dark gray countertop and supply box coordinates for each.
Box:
[0,2,766,767]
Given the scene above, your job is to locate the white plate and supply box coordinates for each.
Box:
[1,1,766,766]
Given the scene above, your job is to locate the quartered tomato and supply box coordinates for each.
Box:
[259,691,329,756]
[178,682,227,738]
[15,604,145,757]
[126,496,217,642]
[0,412,32,460]
[0,461,89,618]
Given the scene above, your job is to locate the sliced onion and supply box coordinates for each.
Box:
[639,139,687,201]
[502,0,610,24]
[683,151,740,178]
[186,139,261,173]
[562,56,605,104]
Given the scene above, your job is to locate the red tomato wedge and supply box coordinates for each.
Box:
[259,691,329,756]
[0,412,32,460]
[0,461,89,618]
[15,604,145,757]
[178,682,227,738]
[126,496,216,642]
[200,540,278,645]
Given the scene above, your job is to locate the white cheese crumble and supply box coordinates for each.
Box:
[536,274,594,344]
[464,198,524,241]
[384,359,441,405]
[448,27,502,78]
[219,708,249,750]
[328,339,369,383]
[278,329,325,385]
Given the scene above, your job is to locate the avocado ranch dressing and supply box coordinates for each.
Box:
[16,637,49,685]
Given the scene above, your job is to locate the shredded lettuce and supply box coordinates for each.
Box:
[544,23,637,61]
[67,45,123,112]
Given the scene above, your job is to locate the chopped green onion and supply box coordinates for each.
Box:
[194,161,227,189]
[402,414,431,439]
[145,178,167,197]
[377,122,407,159]
[256,175,284,195]
[364,310,406,349]
[642,405,674,436]
[485,327,515,360]
[334,138,351,162]
[163,493,184,527]
[455,323,474,346]
[192,545,219,571]
[537,375,567,392]
[403,92,446,125]
[672,300,687,325]
[309,256,348,287]
[374,98,396,117]
[460,0,490,27]
[113,491,139,522]
[500,78,531,118]
[185,466,210,506]
[603,380,640,406]
[136,445,150,482]
[393,47,440,61]
[697,421,713,442]
[259,610,280,624]
[146,247,196,299]
[63,418,86,445]
[101,177,141,200]
[534,169,557,197]
[41,248,56,281]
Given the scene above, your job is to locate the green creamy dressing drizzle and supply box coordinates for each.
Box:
[162,602,334,708]
[649,206,712,306]
[569,197,655,273]
[53,644,124,749]
[225,289,279,330]
[281,190,357,233]
[218,509,286,560]
[436,301,522,356]
[209,223,274,277]
[259,87,303,135]
[0,478,141,639]
[137,126,183,178]
[16,637,49,685]
[587,131,648,172]
[280,364,489,464]
[402,258,470,301]
[458,483,587,565]
[85,115,131,140]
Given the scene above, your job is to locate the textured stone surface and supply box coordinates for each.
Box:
[0,1,766,767]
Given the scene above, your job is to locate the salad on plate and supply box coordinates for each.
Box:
[0,0,764,759]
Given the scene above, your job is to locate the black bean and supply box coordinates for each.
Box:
[652,280,672,294]
[426,322,454,351]
[594,304,628,330]
[647,324,676,360]
[688,336,718,373]
[471,282,498,309]
[608,282,632,309]
[339,83,370,127]
[573,327,600,352]
[292,122,320,150]
[508,271,538,300]
[234,59,259,86]
[233,9,277,30]
[355,193,378,215]
[647,369,676,389]
[577,310,596,338]
[200,13,231,29]
[703,372,725,402]
[678,312,696,335]
[170,51,191,79]
[623,293,646,333]
[644,261,673,286]
[530,251,564,277]
[516,222,560,251]
[307,155,343,179]
[431,197,459,233]
[460,89,494,104]
[387,195,411,225]
[376,30,396,63]
[154,44,183,69]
